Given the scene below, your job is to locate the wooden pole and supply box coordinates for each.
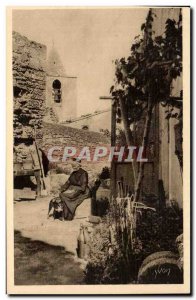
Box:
[111,101,117,198]
[100,97,116,198]
[100,96,137,189]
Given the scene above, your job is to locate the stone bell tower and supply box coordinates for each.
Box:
[45,46,77,123]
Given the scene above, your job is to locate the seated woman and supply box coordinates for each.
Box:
[59,159,90,220]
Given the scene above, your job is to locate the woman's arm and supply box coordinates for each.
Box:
[60,179,70,192]
[64,172,88,199]
[80,171,88,192]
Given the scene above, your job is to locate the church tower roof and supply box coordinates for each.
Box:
[47,46,66,77]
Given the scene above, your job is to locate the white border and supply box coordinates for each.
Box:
[1,2,193,298]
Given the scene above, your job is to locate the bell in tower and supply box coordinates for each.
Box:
[45,45,77,123]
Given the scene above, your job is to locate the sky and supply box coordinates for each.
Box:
[13,8,148,116]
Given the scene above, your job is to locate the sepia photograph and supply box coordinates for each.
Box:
[6,6,190,294]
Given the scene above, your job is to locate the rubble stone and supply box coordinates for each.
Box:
[13,31,47,140]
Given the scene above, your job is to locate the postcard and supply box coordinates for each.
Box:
[7,6,190,294]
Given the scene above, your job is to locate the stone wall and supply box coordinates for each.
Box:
[13,31,47,140]
[37,122,111,183]
[12,32,110,185]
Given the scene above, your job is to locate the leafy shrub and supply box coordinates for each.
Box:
[85,205,183,284]
[137,204,183,260]
[99,167,110,180]
[85,221,132,284]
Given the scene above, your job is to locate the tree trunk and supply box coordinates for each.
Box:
[134,97,154,202]
[118,96,136,187]
[118,97,134,145]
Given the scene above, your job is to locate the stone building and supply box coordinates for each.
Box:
[12,32,110,194]
[45,47,77,123]
[13,32,48,196]
[13,31,47,140]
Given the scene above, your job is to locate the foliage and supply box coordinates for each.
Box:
[100,128,111,137]
[136,202,183,261]
[85,9,183,284]
[85,220,140,284]
[85,202,183,284]
[110,8,182,125]
[116,128,127,146]
[110,9,183,201]
[99,166,110,180]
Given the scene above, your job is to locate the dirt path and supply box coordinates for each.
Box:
[14,231,85,285]
[14,196,91,285]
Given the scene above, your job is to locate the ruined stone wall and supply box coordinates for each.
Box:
[37,122,110,183]
[13,31,47,140]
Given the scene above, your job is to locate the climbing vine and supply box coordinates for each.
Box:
[111,9,182,122]
[110,8,183,200]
